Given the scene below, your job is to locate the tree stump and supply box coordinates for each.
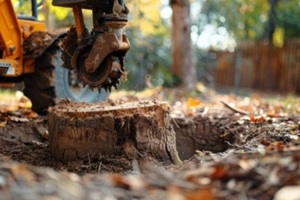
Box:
[48,99,181,166]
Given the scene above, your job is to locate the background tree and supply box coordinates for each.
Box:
[276,0,300,39]
[192,0,269,41]
[264,0,279,42]
[192,0,300,44]
[170,0,197,90]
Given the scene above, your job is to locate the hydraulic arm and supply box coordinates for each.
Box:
[52,0,130,92]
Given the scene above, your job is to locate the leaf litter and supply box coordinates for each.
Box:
[0,87,300,199]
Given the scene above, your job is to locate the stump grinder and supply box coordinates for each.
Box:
[0,0,130,114]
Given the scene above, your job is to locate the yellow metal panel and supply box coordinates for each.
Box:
[0,0,23,77]
[0,0,22,59]
[18,20,46,39]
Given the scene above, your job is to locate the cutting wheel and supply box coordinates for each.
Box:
[62,27,124,92]
[77,47,124,91]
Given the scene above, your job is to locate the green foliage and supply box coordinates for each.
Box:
[196,0,300,41]
[119,0,176,90]
[276,0,300,38]
[120,27,174,90]
[127,0,166,35]
[194,0,269,40]
[12,0,32,15]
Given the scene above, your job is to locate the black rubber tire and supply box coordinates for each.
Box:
[23,45,58,115]
[24,45,109,115]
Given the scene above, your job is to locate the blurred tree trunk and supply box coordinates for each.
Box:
[170,0,197,90]
[264,0,278,42]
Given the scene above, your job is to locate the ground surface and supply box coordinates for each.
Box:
[1,86,300,200]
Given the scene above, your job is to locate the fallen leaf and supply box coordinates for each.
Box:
[249,115,266,123]
[0,121,6,127]
[110,173,130,189]
[187,98,201,110]
[167,185,215,200]
[26,111,37,119]
[211,165,227,179]
[267,141,285,152]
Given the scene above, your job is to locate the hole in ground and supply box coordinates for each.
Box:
[173,115,234,161]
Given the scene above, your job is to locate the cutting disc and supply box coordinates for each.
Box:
[61,27,124,91]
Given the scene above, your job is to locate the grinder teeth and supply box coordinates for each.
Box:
[78,55,125,92]
[62,27,125,92]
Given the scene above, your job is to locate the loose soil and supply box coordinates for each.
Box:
[1,87,300,199]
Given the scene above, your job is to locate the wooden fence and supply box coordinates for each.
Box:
[214,39,300,93]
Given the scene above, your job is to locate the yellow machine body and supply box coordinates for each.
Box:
[0,0,46,77]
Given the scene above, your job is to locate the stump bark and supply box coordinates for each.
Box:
[48,99,181,165]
